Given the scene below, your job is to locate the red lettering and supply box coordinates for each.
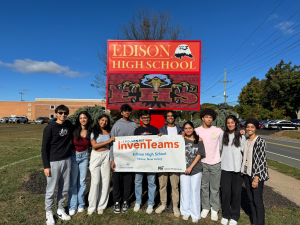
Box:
[145,139,152,148]
[151,142,157,149]
[174,142,179,148]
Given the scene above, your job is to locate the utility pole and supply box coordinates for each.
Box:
[219,68,231,106]
[19,92,24,101]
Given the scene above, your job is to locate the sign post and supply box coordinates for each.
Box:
[106,40,201,128]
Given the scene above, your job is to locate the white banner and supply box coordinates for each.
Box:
[113,135,186,172]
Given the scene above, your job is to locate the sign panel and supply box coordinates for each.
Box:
[107,73,200,110]
[113,135,186,172]
[108,40,201,73]
[107,40,201,110]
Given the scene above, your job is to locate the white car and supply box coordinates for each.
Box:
[261,120,277,129]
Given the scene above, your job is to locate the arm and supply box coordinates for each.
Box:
[219,131,224,151]
[91,137,114,150]
[185,155,201,174]
[41,126,51,176]
[109,124,118,167]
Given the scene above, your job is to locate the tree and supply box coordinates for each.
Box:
[67,105,115,128]
[91,7,206,96]
[264,60,300,119]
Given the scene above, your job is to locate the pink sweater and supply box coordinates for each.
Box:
[195,126,223,165]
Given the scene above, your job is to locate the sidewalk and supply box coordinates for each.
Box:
[265,168,300,207]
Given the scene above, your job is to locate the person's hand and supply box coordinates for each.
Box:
[181,132,185,138]
[44,168,51,177]
[111,161,116,171]
[185,167,192,174]
[240,130,246,135]
[110,136,115,142]
[252,180,258,188]
[158,133,163,136]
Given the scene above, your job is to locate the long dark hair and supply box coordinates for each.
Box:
[183,121,199,144]
[74,111,92,141]
[92,114,111,140]
[222,115,241,148]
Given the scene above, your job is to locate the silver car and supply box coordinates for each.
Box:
[0,117,10,123]
[269,120,298,130]
[261,120,277,129]
[9,117,28,124]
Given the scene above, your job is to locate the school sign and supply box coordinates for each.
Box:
[106,40,201,110]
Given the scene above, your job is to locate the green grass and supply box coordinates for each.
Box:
[0,123,300,224]
[267,158,300,181]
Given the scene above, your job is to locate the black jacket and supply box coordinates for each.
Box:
[251,136,269,181]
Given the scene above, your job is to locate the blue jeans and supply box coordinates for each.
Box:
[135,173,156,206]
[67,150,89,211]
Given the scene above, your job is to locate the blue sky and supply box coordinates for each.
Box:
[0,0,299,106]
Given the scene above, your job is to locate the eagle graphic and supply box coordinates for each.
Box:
[172,44,195,60]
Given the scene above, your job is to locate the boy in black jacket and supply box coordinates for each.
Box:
[41,105,74,225]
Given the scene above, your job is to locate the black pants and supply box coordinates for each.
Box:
[221,170,243,221]
[113,172,133,203]
[244,175,265,225]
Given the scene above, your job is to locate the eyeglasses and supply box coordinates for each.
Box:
[141,117,151,120]
[58,112,69,115]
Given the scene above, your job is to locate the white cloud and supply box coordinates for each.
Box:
[60,87,70,90]
[0,59,88,78]
[275,21,294,34]
[268,14,278,21]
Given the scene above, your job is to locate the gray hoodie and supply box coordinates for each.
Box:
[109,118,138,162]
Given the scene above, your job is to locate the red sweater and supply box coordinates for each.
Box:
[73,134,90,152]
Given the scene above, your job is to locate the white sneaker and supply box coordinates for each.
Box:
[155,205,166,214]
[46,211,55,225]
[221,218,229,225]
[55,208,71,221]
[146,205,153,214]
[211,207,218,221]
[173,207,180,217]
[98,209,104,215]
[192,219,198,223]
[201,209,209,218]
[182,215,189,220]
[133,203,140,212]
[229,219,238,225]
[78,208,84,213]
[69,210,76,216]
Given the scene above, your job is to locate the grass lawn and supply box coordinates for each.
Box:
[270,129,300,140]
[0,123,300,224]
[267,159,300,181]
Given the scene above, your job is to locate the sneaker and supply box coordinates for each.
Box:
[192,219,198,223]
[211,207,218,221]
[221,218,229,225]
[122,201,129,213]
[229,219,238,225]
[201,209,209,218]
[69,210,76,216]
[87,211,93,216]
[78,208,84,213]
[46,211,55,225]
[98,209,104,215]
[55,208,71,221]
[182,215,189,220]
[155,205,166,214]
[133,203,140,212]
[114,202,121,214]
[173,207,180,217]
[146,205,153,214]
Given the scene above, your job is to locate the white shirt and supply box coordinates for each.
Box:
[167,126,177,135]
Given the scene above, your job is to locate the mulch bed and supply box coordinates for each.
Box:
[23,169,299,215]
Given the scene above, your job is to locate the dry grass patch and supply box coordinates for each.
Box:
[269,129,300,140]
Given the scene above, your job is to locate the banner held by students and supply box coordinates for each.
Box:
[113,135,186,172]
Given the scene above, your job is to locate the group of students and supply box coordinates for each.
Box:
[42,104,269,225]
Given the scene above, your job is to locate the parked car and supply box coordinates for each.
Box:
[259,120,267,129]
[9,116,28,124]
[291,119,300,127]
[261,120,277,129]
[35,117,50,124]
[239,120,246,127]
[48,118,57,124]
[268,120,298,130]
[0,117,10,123]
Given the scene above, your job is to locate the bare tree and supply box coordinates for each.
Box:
[91,7,205,96]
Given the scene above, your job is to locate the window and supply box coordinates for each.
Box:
[28,113,31,116]
[28,108,31,111]
[50,114,55,118]
[28,103,31,106]
[50,105,55,110]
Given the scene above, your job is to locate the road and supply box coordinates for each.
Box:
[256,129,300,169]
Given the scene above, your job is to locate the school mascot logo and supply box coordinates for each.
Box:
[172,44,195,60]
[109,74,199,108]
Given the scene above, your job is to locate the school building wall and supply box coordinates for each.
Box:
[0,98,106,121]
